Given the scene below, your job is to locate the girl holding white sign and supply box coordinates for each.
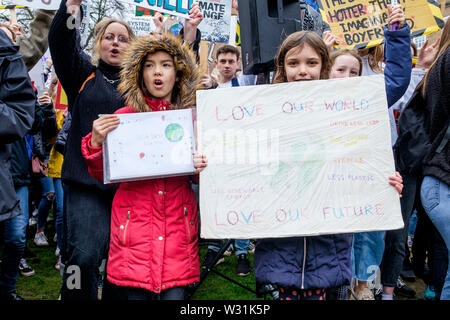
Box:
[254,27,404,300]
[81,32,207,300]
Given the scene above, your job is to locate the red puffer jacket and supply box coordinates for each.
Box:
[81,106,200,293]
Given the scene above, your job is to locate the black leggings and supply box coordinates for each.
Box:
[103,280,186,300]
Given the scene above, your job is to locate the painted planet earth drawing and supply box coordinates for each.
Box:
[165,123,184,142]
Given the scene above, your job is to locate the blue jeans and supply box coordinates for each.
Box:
[421,176,450,300]
[409,210,418,238]
[37,177,64,249]
[352,231,385,281]
[208,239,250,256]
[0,186,29,294]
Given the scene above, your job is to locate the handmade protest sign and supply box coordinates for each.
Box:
[122,0,193,19]
[317,0,445,49]
[55,81,68,110]
[132,0,232,43]
[197,0,232,43]
[125,16,156,36]
[11,0,61,10]
[103,109,196,184]
[196,75,403,239]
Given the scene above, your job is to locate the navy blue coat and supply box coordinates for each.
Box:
[255,24,412,290]
[0,30,35,221]
[255,235,353,290]
[383,24,412,108]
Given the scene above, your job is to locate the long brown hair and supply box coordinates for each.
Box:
[420,19,450,97]
[330,49,363,76]
[90,18,136,66]
[368,44,384,74]
[273,31,331,83]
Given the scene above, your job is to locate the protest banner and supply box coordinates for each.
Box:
[122,0,193,19]
[131,0,232,43]
[197,0,232,43]
[196,75,403,239]
[125,16,156,36]
[317,0,445,49]
[0,4,25,9]
[103,109,196,183]
[11,0,60,10]
[135,5,170,16]
[55,81,68,110]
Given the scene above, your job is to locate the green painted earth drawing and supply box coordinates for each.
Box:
[165,123,184,142]
[270,132,326,197]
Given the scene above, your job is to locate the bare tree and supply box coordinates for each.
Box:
[81,0,128,50]
[0,0,129,52]
[0,4,35,34]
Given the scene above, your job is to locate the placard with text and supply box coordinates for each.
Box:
[196,75,403,239]
[317,0,444,49]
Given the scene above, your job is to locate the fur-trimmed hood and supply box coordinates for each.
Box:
[118,33,201,112]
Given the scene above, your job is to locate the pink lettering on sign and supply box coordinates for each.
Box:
[215,209,264,226]
[322,204,384,220]
[215,105,264,122]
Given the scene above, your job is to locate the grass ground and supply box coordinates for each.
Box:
[14,221,263,300]
[10,221,425,300]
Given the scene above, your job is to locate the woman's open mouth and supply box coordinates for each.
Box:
[111,48,120,57]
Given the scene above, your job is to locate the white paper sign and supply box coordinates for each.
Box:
[12,0,61,10]
[197,0,232,43]
[122,0,192,20]
[103,109,196,183]
[125,16,157,37]
[197,75,404,239]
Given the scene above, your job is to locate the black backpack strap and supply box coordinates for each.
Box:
[436,121,450,154]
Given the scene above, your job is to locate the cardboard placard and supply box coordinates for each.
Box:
[103,109,196,183]
[318,0,445,49]
[196,75,403,239]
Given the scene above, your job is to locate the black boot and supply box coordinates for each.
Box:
[0,291,24,301]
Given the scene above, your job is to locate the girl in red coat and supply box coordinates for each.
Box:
[81,33,207,300]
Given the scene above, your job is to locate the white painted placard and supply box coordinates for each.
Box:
[196,74,403,239]
[103,109,196,183]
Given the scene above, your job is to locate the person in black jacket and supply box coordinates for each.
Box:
[0,26,36,301]
[419,20,450,300]
[49,0,203,300]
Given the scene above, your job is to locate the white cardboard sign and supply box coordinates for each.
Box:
[197,0,232,43]
[196,75,404,239]
[122,0,193,20]
[12,0,61,10]
[103,109,196,183]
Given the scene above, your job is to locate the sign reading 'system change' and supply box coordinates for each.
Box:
[196,75,403,239]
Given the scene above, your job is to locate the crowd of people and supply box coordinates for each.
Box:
[0,0,449,301]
